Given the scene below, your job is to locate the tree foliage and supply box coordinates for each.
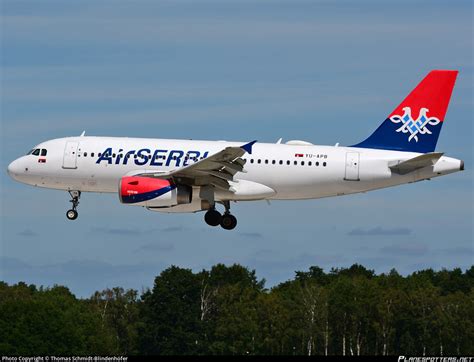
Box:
[0,264,473,355]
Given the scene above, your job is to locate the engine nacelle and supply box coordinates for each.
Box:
[119,176,192,208]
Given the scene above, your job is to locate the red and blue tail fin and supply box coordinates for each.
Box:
[352,70,458,153]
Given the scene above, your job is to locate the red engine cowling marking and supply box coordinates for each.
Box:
[120,176,174,204]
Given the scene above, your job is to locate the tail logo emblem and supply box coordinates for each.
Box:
[390,107,440,142]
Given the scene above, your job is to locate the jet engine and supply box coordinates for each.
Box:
[119,176,192,208]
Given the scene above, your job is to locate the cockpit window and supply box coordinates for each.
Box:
[26,149,34,155]
[41,149,47,156]
[32,149,41,156]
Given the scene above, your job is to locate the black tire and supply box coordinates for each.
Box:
[66,209,78,220]
[221,214,237,230]
[204,209,222,227]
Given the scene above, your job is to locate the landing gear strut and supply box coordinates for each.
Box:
[66,190,81,221]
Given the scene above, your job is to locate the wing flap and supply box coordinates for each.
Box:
[208,175,232,191]
[216,161,246,173]
[196,169,234,182]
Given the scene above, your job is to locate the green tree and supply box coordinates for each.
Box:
[1,264,473,356]
[89,287,140,355]
[205,264,264,355]
[138,266,202,355]
[0,283,115,355]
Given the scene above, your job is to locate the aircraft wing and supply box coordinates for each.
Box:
[389,152,444,175]
[139,140,257,192]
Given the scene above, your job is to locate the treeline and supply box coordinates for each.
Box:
[0,264,473,356]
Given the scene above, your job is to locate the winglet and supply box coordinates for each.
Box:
[241,140,257,154]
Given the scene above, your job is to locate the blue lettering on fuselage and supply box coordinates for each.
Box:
[115,149,124,164]
[150,149,167,166]
[183,151,201,166]
[96,148,113,164]
[123,150,136,165]
[96,148,209,167]
[166,150,184,167]
[135,149,151,166]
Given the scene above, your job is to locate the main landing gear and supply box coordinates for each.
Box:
[204,201,238,230]
[66,190,81,221]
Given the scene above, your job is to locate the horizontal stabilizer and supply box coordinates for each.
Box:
[389,152,444,175]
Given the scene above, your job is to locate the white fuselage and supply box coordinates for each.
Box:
[7,136,463,213]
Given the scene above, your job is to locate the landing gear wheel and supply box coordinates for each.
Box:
[66,190,81,221]
[66,209,78,220]
[205,209,222,227]
[221,213,237,230]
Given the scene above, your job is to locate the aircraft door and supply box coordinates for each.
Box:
[344,152,360,181]
[63,141,79,169]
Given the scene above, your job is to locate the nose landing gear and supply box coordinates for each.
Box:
[66,190,81,221]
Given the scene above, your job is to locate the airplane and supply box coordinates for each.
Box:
[7,70,464,230]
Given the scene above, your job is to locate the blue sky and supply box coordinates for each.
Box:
[1,0,472,297]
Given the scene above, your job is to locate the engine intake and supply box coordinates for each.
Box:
[119,176,192,207]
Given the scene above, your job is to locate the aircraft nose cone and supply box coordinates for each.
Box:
[7,159,21,179]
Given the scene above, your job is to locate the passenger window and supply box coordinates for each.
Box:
[316,162,320,166]
[279,160,283,165]
[272,160,276,165]
[265,160,269,164]
[83,152,87,157]
[308,161,312,166]
[257,159,261,164]
[323,162,327,167]
[287,161,290,165]
[294,161,297,166]
[91,153,95,157]
[250,159,254,164]
[32,149,40,156]
[301,161,305,166]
